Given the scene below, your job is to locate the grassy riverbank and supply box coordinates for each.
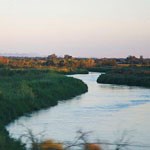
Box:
[97,66,150,88]
[0,69,88,150]
[88,66,115,73]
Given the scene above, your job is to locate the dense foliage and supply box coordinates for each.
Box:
[0,69,88,150]
[97,67,150,88]
[88,66,115,73]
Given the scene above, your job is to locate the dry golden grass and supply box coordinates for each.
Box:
[84,143,102,150]
[117,64,130,67]
[39,140,63,150]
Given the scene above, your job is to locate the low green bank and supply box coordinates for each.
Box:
[0,69,88,150]
[88,66,115,73]
[97,67,150,88]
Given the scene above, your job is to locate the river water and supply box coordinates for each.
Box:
[6,72,150,149]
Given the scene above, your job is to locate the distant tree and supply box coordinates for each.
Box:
[0,56,9,64]
[126,55,139,64]
[101,59,117,66]
[47,54,57,59]
[64,55,73,59]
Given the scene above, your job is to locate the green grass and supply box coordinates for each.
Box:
[88,66,115,73]
[97,66,150,88]
[0,69,88,150]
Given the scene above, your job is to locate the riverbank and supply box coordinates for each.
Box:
[97,66,150,88]
[0,69,88,150]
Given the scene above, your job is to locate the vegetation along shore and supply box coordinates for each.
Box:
[97,66,150,88]
[0,68,88,150]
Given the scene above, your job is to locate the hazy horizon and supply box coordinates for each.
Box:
[0,0,150,58]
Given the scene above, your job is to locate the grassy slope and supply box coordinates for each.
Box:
[0,69,88,150]
[97,67,150,88]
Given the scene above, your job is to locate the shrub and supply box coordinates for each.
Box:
[39,140,63,150]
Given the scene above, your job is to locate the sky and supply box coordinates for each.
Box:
[0,0,150,58]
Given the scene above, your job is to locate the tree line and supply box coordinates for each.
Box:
[0,54,149,71]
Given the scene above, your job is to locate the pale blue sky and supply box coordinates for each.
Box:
[0,0,150,57]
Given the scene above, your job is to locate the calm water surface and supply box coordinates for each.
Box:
[7,72,150,149]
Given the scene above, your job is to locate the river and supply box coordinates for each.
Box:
[6,72,150,150]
